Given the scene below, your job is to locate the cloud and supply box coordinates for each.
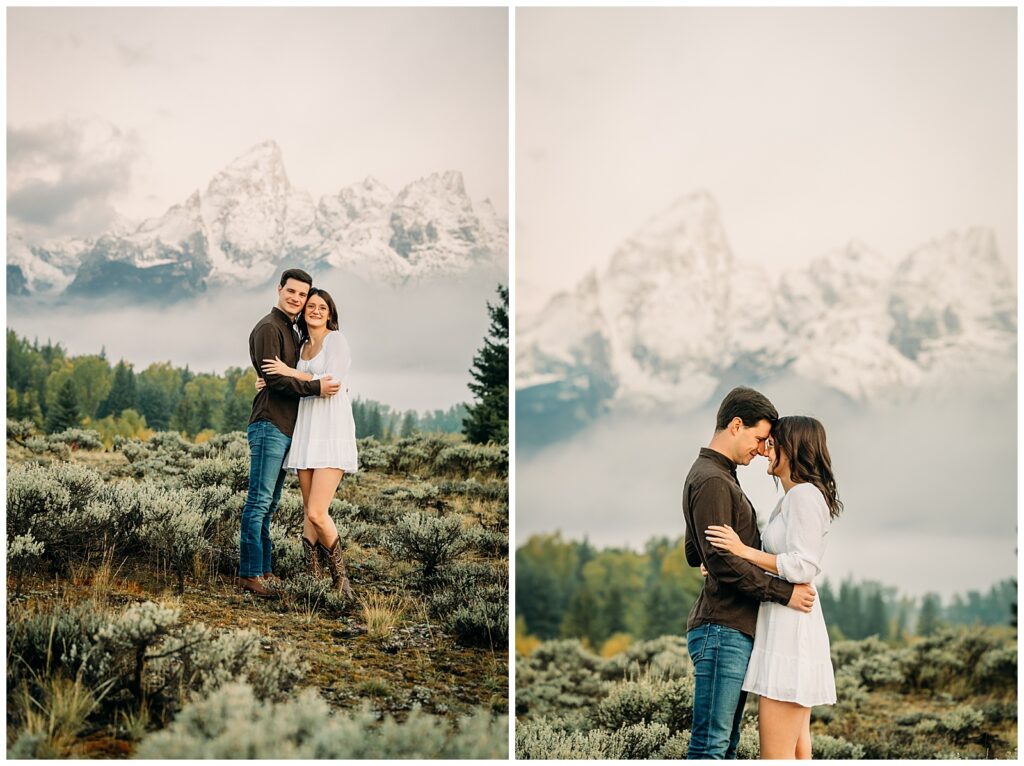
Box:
[114,40,156,67]
[7,119,142,237]
[515,379,1017,598]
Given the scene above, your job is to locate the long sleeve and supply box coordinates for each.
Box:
[311,332,351,384]
[775,485,831,584]
[685,526,701,567]
[691,478,794,605]
[253,324,321,398]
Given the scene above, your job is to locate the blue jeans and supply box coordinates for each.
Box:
[238,420,291,578]
[687,623,754,760]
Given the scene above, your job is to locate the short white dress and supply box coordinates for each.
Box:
[742,483,837,707]
[283,330,358,473]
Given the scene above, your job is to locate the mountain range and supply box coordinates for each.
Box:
[7,140,508,300]
[517,191,1016,440]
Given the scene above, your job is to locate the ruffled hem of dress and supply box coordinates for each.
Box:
[742,647,837,708]
[284,447,358,473]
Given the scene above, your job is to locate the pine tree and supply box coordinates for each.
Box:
[98,361,138,418]
[45,378,82,433]
[463,284,508,444]
[864,589,889,639]
[400,411,418,437]
[367,405,384,440]
[917,593,943,637]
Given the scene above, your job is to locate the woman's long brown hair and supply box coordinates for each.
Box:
[771,415,843,520]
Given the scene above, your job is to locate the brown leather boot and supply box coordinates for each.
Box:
[302,537,324,579]
[237,576,276,599]
[323,536,354,598]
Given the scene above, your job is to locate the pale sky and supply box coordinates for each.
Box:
[517,7,1016,304]
[8,7,508,237]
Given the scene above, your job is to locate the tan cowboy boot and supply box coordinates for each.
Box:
[302,537,325,579]
[323,536,355,598]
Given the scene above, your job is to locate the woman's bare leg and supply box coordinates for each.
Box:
[758,696,807,759]
[795,708,812,759]
[297,469,316,542]
[305,468,343,546]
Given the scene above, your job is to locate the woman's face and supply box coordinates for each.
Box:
[766,438,789,478]
[304,295,330,328]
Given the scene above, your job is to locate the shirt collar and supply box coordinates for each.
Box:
[271,306,297,325]
[699,447,738,477]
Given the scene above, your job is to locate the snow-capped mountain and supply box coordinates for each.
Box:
[8,140,507,300]
[517,191,1016,423]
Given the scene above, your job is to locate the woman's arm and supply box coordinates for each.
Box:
[704,526,781,574]
[705,487,830,584]
[313,332,351,385]
[262,355,314,381]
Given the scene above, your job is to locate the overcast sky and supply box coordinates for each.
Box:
[517,7,1016,304]
[8,7,508,238]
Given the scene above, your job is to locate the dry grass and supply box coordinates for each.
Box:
[13,673,112,757]
[359,591,406,639]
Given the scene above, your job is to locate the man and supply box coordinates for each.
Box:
[682,386,816,759]
[237,268,341,597]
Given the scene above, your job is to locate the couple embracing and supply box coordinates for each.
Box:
[683,386,840,759]
[236,268,358,599]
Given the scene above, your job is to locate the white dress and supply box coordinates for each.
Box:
[742,483,837,707]
[283,331,358,473]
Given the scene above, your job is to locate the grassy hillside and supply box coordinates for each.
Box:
[6,425,509,758]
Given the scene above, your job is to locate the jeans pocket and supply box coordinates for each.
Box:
[688,627,711,662]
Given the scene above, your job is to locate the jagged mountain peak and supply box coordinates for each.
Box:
[607,189,733,279]
[8,141,506,299]
[206,139,291,200]
[395,170,470,204]
[518,189,1014,423]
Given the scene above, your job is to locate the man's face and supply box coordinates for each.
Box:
[277,279,310,318]
[733,418,772,466]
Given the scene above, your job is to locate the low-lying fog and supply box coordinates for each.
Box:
[516,378,1017,599]
[10,269,504,412]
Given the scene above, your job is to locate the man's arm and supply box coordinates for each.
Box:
[690,478,795,606]
[684,526,702,567]
[252,325,321,398]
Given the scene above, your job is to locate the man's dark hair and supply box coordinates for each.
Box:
[279,268,313,288]
[715,386,778,431]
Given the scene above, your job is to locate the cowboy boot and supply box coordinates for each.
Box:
[302,537,325,579]
[324,536,355,598]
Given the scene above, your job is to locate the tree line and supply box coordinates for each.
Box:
[6,329,467,443]
[7,284,507,447]
[515,533,1016,650]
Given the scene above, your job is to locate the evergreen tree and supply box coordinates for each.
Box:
[917,593,943,637]
[400,411,418,437]
[864,589,889,639]
[352,399,367,437]
[98,361,138,418]
[45,378,82,433]
[838,579,865,639]
[366,405,385,440]
[137,362,184,431]
[463,284,508,444]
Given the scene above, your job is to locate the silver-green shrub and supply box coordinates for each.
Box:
[593,675,694,733]
[516,718,671,759]
[7,418,37,444]
[48,427,104,451]
[183,456,249,493]
[812,734,867,759]
[384,511,471,587]
[135,682,507,758]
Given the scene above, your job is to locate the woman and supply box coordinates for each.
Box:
[257,288,357,597]
[703,415,839,759]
